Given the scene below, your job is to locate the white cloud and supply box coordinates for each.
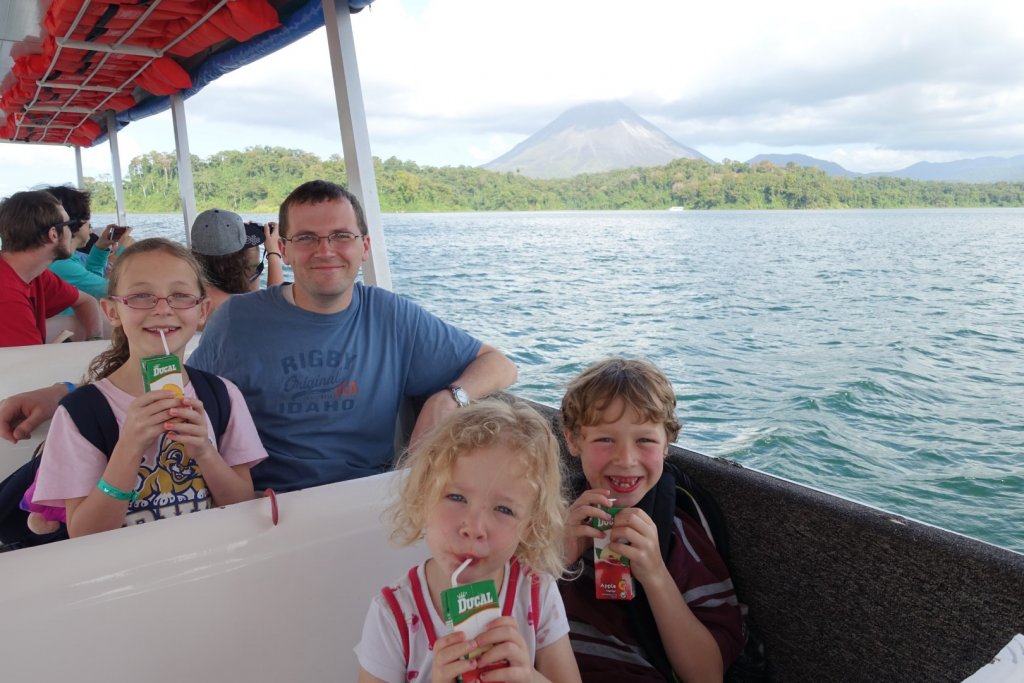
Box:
[359,0,1024,165]
[0,145,81,195]
[4,0,1024,194]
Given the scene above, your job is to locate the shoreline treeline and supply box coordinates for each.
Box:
[82,146,1024,213]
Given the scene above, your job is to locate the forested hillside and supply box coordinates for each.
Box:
[83,146,1024,212]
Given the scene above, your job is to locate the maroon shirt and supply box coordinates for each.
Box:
[559,509,744,681]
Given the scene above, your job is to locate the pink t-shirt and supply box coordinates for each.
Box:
[34,376,268,526]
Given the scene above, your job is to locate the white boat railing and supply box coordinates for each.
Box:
[0,340,111,480]
[0,472,426,680]
[0,340,426,680]
[0,338,202,479]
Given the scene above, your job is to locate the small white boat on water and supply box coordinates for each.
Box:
[1,1,1021,681]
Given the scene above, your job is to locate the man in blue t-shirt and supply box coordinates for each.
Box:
[0,181,517,493]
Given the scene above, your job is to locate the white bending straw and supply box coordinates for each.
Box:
[451,558,473,588]
[159,329,170,355]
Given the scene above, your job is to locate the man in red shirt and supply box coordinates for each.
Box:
[0,190,102,347]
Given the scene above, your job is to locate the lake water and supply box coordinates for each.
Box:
[97,208,1024,553]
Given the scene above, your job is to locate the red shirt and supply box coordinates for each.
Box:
[0,257,80,347]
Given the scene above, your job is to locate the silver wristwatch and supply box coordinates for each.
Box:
[449,384,470,407]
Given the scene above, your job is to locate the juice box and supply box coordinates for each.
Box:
[141,354,184,397]
[441,578,505,682]
[591,506,635,600]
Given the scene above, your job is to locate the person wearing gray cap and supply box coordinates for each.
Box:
[190,208,284,314]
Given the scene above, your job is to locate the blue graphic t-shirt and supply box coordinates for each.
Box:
[188,283,481,492]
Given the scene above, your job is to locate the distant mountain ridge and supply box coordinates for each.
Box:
[483,101,711,179]
[479,100,1024,182]
[746,153,1024,182]
[873,155,1024,182]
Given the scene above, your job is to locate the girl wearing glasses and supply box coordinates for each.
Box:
[31,238,267,537]
[189,208,284,315]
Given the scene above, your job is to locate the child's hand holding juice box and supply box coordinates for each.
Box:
[440,559,508,682]
[591,505,635,600]
[141,331,187,444]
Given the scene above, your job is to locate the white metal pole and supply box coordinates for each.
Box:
[322,0,392,290]
[170,93,197,246]
[104,110,127,226]
[74,146,84,188]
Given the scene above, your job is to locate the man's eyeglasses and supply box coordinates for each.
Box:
[108,294,205,309]
[281,231,364,251]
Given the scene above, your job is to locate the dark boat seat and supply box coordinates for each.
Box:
[655,445,1023,683]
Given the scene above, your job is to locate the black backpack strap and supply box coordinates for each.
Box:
[183,365,231,446]
[3,374,230,551]
[62,371,229,451]
[664,461,771,682]
[665,460,731,562]
[624,470,680,682]
[60,384,120,456]
[0,387,112,551]
[0,443,61,549]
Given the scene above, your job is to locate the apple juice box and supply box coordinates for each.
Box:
[141,354,184,397]
[591,505,635,600]
[441,578,504,682]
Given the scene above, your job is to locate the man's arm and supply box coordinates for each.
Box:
[68,291,102,339]
[0,383,69,442]
[444,343,517,401]
[83,234,113,278]
[408,343,517,448]
[264,222,285,287]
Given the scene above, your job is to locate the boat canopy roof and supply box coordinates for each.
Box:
[0,0,372,148]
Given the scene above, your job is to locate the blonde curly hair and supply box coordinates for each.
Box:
[390,397,568,578]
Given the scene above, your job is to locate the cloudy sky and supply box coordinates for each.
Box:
[4,0,1024,196]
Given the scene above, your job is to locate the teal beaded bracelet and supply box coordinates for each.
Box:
[97,478,138,502]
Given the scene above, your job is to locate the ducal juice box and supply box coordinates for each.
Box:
[441,578,505,682]
[592,506,635,600]
[141,354,184,397]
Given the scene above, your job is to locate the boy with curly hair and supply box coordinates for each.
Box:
[559,358,744,682]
